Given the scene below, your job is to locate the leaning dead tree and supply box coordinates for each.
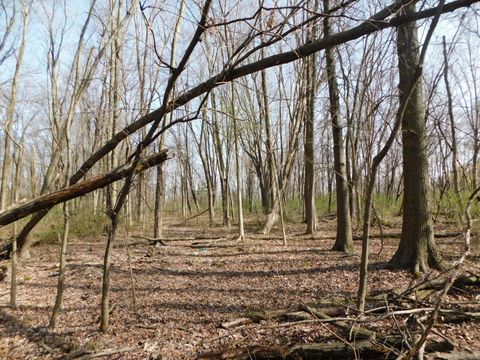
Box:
[0,150,169,229]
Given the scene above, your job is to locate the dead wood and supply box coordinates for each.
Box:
[198,335,457,360]
[68,346,137,359]
[283,311,314,322]
[418,275,480,291]
[197,339,395,360]
[222,309,292,329]
[368,273,480,304]
[400,274,480,301]
[193,235,232,240]
[300,303,376,340]
[246,308,290,322]
[190,237,239,248]
[221,317,253,329]
[225,305,351,329]
[0,150,169,260]
[351,231,463,241]
[426,350,480,359]
[0,150,169,228]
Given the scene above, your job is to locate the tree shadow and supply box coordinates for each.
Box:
[0,307,79,356]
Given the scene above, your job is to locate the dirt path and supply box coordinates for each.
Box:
[0,220,479,359]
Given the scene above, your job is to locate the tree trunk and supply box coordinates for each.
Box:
[153,163,163,238]
[304,34,318,234]
[442,36,460,196]
[231,87,245,241]
[389,2,442,272]
[9,143,23,309]
[324,0,353,253]
[1,4,29,210]
[261,67,275,214]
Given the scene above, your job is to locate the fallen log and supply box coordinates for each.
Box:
[198,337,454,360]
[368,274,480,303]
[223,305,347,329]
[68,346,137,359]
[0,149,169,228]
[283,311,314,322]
[197,339,394,360]
[401,274,480,300]
[300,303,376,340]
[426,350,480,360]
[246,309,290,322]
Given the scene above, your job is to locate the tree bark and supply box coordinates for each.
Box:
[389,2,442,272]
[324,0,353,253]
[304,44,318,234]
[303,1,319,234]
[442,36,460,196]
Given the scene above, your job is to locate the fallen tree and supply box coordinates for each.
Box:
[0,149,169,258]
[201,269,480,360]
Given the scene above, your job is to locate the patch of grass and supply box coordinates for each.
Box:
[83,340,100,352]
[372,193,402,218]
[69,209,108,238]
[315,194,333,216]
[34,205,108,244]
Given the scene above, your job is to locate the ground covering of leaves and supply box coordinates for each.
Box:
[0,217,479,359]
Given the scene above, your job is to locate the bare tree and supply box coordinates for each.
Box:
[0,0,30,211]
[324,0,353,253]
[0,0,16,68]
[442,36,461,197]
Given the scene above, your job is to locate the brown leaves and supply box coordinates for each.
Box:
[0,221,479,358]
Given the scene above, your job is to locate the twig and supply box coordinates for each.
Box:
[386,297,412,350]
[175,208,210,225]
[38,341,55,354]
[300,301,360,358]
[75,346,137,359]
[122,226,137,314]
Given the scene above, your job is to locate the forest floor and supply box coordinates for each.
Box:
[0,216,479,359]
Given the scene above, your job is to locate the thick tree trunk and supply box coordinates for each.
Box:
[324,0,353,253]
[389,2,442,272]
